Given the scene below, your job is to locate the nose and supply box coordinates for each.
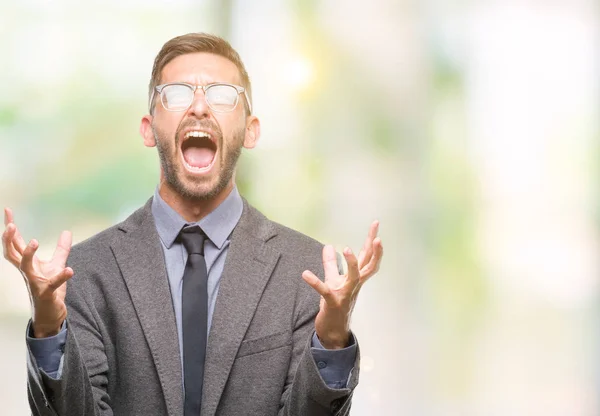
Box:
[187,87,211,118]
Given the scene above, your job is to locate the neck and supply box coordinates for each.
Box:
[158,180,234,223]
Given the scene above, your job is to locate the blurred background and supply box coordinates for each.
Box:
[1,0,599,414]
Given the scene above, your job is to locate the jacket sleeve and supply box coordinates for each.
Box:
[26,273,113,416]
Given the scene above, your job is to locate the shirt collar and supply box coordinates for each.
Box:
[151,186,244,249]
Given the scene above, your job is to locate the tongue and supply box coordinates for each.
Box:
[183,147,215,168]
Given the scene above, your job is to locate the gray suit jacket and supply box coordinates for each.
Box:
[26,198,359,416]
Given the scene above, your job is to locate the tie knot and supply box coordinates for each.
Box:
[179,225,206,255]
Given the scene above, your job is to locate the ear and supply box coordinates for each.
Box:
[140,115,156,147]
[243,115,260,149]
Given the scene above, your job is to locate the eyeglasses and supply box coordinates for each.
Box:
[150,82,252,114]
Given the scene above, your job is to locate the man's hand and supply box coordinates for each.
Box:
[302,221,383,349]
[2,207,74,338]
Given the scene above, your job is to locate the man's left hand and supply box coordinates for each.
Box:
[302,221,383,349]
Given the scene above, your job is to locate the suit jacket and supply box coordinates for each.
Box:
[26,197,359,416]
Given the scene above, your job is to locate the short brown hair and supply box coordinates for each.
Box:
[148,33,252,114]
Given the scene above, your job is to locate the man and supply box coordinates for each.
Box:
[2,33,383,416]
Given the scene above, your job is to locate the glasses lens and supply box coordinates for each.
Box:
[205,84,239,112]
[161,84,194,111]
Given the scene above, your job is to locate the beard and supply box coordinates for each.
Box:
[153,120,244,201]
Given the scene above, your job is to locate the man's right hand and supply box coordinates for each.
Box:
[2,207,74,338]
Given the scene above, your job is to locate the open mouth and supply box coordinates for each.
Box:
[180,130,217,172]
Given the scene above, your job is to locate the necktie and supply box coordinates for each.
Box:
[179,225,208,416]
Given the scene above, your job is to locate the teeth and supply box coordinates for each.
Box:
[184,160,212,172]
[185,130,210,139]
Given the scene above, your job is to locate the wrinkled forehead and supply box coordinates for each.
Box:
[160,52,243,85]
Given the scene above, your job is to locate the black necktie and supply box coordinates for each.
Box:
[179,225,208,416]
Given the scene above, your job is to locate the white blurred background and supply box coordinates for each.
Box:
[0,0,599,414]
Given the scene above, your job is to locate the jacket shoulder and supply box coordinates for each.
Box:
[241,199,324,253]
[68,200,150,264]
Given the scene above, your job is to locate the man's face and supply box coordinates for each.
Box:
[143,52,257,201]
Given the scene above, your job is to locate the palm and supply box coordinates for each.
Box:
[315,242,380,322]
[3,208,73,336]
[302,221,383,349]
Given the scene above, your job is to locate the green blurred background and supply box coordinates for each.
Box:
[1,0,599,414]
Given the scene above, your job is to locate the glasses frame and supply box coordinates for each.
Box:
[150,82,252,114]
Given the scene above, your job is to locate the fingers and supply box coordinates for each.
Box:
[307,222,382,305]
[358,220,379,269]
[322,245,340,279]
[3,207,26,250]
[343,247,360,285]
[4,207,13,226]
[6,223,25,254]
[360,237,383,282]
[51,231,72,266]
[20,239,40,276]
[48,267,74,291]
[2,223,24,267]
[302,270,333,302]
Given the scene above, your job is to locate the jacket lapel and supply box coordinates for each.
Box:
[110,200,183,416]
[201,200,280,416]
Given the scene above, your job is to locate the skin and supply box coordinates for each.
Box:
[141,52,260,222]
[2,51,383,349]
